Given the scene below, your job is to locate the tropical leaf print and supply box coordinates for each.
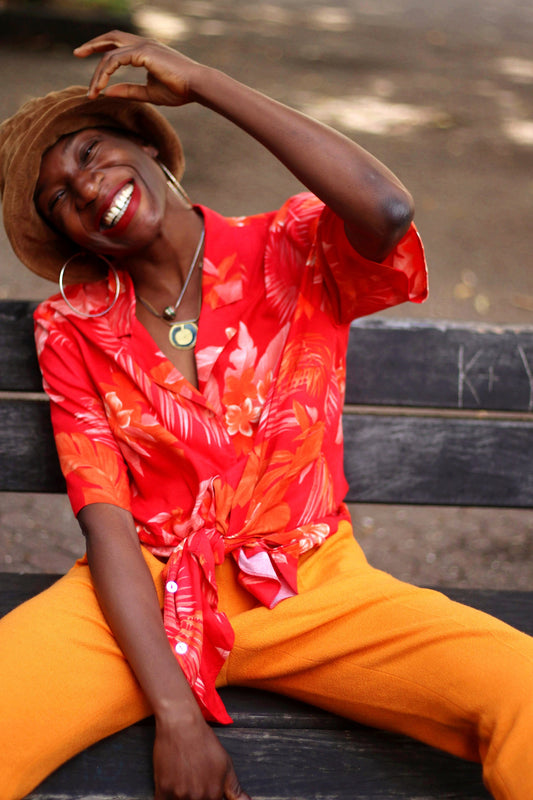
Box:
[34,194,427,723]
[277,334,333,398]
[55,431,130,508]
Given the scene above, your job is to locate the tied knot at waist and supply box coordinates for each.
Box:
[159,478,333,722]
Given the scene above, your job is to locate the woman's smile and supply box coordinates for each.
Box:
[98,180,141,235]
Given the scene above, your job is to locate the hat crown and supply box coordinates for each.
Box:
[0,87,85,196]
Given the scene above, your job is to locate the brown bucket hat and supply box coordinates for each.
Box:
[0,86,185,283]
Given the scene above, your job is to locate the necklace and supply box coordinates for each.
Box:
[136,224,205,351]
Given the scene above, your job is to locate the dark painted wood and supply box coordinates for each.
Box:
[0,6,137,49]
[2,398,532,506]
[346,319,533,411]
[3,301,533,410]
[28,721,492,800]
[0,399,64,493]
[343,413,533,507]
[0,301,41,392]
[0,573,61,614]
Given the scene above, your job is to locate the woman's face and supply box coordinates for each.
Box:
[35,127,168,258]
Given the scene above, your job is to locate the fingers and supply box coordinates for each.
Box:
[98,82,151,101]
[72,30,193,106]
[74,29,140,58]
[86,45,144,99]
[224,760,253,800]
[74,31,151,99]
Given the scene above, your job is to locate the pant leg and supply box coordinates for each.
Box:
[217,521,533,800]
[0,547,166,800]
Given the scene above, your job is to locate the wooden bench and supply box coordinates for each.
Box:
[1,298,533,800]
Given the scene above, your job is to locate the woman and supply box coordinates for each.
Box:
[0,30,532,800]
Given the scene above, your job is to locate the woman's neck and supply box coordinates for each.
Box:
[120,205,204,304]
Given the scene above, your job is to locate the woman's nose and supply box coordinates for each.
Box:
[72,171,102,208]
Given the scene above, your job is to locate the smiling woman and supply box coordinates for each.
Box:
[0,28,532,800]
[0,83,184,282]
[34,127,173,256]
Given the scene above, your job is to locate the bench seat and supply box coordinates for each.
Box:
[1,301,532,799]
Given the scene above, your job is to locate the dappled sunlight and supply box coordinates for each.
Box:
[307,6,353,31]
[300,95,437,136]
[181,0,219,17]
[502,119,533,147]
[497,57,533,84]
[134,6,191,43]
[494,78,533,147]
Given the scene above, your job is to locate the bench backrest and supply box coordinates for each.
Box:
[1,300,532,507]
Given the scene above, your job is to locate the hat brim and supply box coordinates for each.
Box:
[1,87,184,283]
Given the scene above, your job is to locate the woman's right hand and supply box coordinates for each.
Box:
[80,504,250,800]
[74,30,207,106]
[154,710,250,800]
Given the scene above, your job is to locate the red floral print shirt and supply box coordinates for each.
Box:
[34,193,427,722]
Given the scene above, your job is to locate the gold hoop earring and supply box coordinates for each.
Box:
[59,253,120,318]
[158,161,193,208]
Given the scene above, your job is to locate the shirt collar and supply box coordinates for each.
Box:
[48,203,245,339]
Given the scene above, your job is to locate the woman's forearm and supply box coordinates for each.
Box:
[79,502,199,723]
[190,66,414,259]
[78,503,249,799]
[76,30,413,261]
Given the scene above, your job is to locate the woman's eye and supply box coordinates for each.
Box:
[49,190,65,213]
[80,140,98,164]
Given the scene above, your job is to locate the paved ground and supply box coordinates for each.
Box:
[0,0,532,586]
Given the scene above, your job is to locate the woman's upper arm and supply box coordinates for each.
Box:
[34,308,131,515]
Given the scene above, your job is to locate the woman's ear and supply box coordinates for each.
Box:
[142,142,159,159]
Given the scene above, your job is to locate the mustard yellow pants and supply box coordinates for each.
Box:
[1,521,533,800]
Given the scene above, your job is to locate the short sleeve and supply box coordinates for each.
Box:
[316,205,428,323]
[34,303,131,517]
[264,193,428,325]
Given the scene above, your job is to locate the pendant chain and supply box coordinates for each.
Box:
[136,224,205,324]
[135,224,205,351]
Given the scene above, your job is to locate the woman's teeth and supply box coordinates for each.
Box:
[101,182,134,228]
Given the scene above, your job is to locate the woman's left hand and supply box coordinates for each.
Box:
[74,30,205,106]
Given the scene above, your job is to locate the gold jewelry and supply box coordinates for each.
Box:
[59,253,120,318]
[158,161,193,208]
[136,224,205,351]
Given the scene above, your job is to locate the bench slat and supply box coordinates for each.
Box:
[346,319,533,411]
[3,302,533,412]
[0,300,41,392]
[0,399,65,492]
[343,413,533,506]
[4,574,532,642]
[2,398,531,507]
[28,722,491,800]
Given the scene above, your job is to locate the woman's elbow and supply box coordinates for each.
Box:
[381,190,415,252]
[345,188,415,262]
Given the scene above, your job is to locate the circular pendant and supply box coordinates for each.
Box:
[169,321,198,350]
[162,306,177,322]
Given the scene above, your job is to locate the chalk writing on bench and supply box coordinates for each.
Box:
[457,346,482,408]
[457,345,533,410]
[518,346,533,412]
